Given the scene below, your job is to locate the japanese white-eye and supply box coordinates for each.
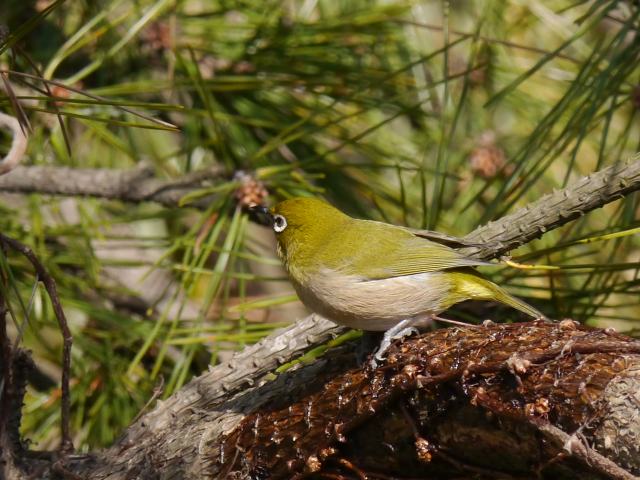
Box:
[253,197,543,357]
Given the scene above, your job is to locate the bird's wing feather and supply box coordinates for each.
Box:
[326,219,492,280]
[404,227,488,248]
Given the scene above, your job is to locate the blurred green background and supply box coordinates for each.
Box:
[0,0,638,450]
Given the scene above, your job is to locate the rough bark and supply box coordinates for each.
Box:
[217,321,640,479]
[0,163,229,208]
[459,156,640,259]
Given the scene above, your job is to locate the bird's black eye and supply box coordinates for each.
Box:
[273,214,287,233]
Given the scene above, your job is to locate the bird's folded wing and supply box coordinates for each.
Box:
[343,235,492,280]
[404,227,488,248]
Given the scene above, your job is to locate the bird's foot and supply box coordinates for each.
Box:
[370,318,422,368]
[373,326,418,362]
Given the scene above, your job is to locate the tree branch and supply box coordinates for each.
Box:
[537,423,638,480]
[460,154,640,259]
[64,154,635,479]
[0,163,227,207]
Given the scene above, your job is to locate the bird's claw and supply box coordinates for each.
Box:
[370,324,420,368]
[391,326,419,340]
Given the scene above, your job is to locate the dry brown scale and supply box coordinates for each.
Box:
[233,171,269,210]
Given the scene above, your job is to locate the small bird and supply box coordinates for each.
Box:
[252,197,544,361]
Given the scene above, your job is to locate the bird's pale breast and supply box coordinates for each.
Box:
[291,268,454,331]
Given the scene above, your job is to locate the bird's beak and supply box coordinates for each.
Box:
[248,204,273,226]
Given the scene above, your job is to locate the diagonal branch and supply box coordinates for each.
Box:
[460,154,640,259]
[41,153,638,480]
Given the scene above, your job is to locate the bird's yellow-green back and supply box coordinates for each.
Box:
[272,197,488,281]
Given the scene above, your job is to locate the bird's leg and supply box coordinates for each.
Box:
[430,315,472,328]
[371,317,426,366]
[370,315,474,367]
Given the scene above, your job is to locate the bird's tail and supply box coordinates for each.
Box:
[452,271,545,319]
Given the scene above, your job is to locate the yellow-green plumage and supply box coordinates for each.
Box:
[270,197,543,331]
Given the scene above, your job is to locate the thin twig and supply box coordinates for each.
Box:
[1,72,31,134]
[0,110,27,176]
[0,233,73,453]
[536,423,638,480]
[0,261,11,435]
[131,376,165,424]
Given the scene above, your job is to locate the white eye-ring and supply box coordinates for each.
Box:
[273,214,287,233]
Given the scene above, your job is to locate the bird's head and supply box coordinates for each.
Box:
[250,197,347,267]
